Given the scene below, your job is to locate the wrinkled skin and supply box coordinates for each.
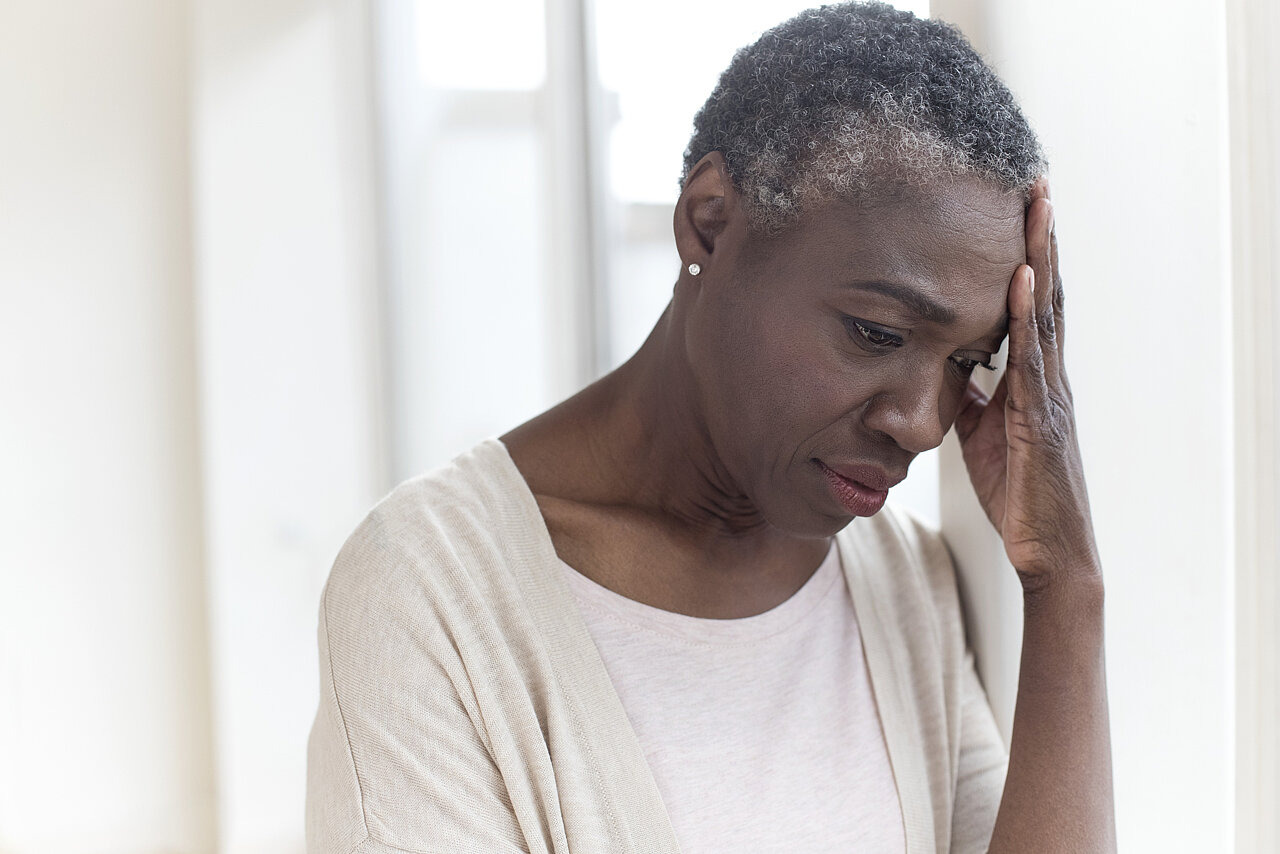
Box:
[505,155,1113,848]
[953,178,1100,588]
[503,153,1099,616]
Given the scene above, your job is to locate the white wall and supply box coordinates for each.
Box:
[1227,0,1280,847]
[190,0,385,850]
[0,2,385,852]
[0,1,1249,851]
[0,3,216,852]
[375,1,575,480]
[933,1,1234,851]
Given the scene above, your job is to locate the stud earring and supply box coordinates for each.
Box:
[688,263,701,276]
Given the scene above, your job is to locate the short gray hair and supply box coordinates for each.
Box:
[680,1,1046,234]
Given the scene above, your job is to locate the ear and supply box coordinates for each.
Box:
[673,152,743,278]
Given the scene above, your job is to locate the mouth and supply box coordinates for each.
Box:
[813,459,895,517]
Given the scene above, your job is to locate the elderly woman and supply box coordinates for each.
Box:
[306,3,1114,853]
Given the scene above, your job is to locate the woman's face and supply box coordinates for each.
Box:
[685,174,1025,537]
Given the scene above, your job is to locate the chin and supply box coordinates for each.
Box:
[765,491,861,539]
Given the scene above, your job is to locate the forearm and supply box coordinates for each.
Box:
[987,571,1116,853]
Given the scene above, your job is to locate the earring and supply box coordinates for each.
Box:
[688,263,701,276]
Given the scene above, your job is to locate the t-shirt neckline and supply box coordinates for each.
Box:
[558,540,843,645]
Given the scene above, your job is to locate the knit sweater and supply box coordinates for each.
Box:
[305,437,1008,854]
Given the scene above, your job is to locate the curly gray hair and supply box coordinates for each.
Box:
[680,1,1046,234]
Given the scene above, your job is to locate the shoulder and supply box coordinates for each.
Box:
[316,435,555,739]
[308,438,536,850]
[324,438,527,610]
[318,436,553,681]
[334,438,518,562]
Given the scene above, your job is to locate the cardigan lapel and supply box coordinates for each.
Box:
[838,524,936,854]
[484,438,684,854]
[484,437,934,854]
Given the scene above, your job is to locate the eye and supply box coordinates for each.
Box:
[949,354,996,374]
[844,317,904,350]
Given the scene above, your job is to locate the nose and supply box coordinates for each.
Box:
[861,369,952,454]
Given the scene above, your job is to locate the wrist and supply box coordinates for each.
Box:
[1021,565,1105,613]
[1016,541,1102,595]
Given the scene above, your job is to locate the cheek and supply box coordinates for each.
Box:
[942,375,970,419]
[723,310,874,433]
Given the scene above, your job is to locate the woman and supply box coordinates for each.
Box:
[306,3,1115,853]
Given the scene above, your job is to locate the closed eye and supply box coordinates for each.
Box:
[844,315,994,375]
[949,354,996,373]
[844,317,903,349]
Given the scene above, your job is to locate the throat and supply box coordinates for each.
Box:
[540,495,833,619]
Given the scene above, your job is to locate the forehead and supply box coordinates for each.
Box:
[784,176,1026,301]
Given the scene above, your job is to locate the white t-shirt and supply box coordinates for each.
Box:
[307,439,1009,854]
[560,540,907,854]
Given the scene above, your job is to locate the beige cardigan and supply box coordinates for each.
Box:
[306,438,1008,854]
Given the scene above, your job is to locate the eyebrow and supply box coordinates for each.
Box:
[844,280,957,325]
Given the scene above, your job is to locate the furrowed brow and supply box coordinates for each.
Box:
[845,280,957,325]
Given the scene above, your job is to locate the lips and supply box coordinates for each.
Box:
[814,459,901,517]
[817,461,900,492]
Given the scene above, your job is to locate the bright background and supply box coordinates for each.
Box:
[1,0,1276,852]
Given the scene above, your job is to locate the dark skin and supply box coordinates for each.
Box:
[504,152,1116,850]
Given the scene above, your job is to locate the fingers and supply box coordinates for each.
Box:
[1025,196,1060,388]
[1050,218,1064,359]
[1032,177,1065,361]
[989,371,1009,409]
[1005,263,1050,419]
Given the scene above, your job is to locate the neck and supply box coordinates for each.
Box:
[503,294,833,605]
[587,301,792,549]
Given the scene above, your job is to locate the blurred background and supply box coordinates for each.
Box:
[1,0,1277,851]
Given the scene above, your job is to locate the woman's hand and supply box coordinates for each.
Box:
[952,179,1101,592]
